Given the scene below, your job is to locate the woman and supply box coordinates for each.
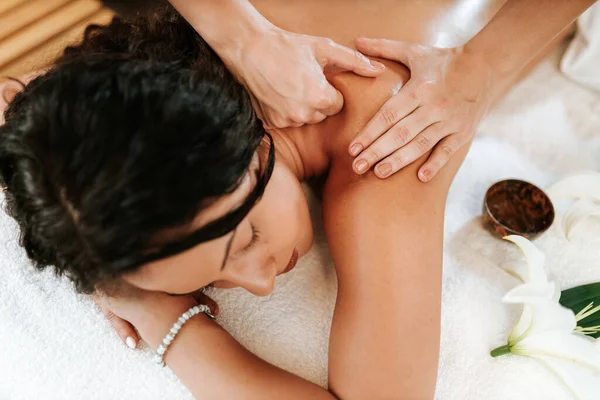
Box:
[0,2,584,399]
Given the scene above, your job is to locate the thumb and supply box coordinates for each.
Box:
[318,84,344,116]
[354,37,416,66]
[317,40,385,77]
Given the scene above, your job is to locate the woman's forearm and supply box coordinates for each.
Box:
[468,0,595,97]
[167,0,272,60]
[136,299,335,399]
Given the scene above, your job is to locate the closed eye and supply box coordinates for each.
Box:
[241,223,260,253]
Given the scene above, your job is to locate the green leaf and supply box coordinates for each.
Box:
[560,282,600,339]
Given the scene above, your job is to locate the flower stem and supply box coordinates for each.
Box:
[491,344,511,357]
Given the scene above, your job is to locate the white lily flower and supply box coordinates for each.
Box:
[546,171,600,239]
[562,199,600,239]
[491,235,600,399]
[546,171,600,202]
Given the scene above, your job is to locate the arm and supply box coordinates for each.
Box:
[349,0,595,182]
[166,0,384,128]
[136,296,336,399]
[166,0,268,58]
[99,289,337,399]
[469,0,595,97]
[323,136,471,398]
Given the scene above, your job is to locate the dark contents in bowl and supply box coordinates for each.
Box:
[483,179,555,239]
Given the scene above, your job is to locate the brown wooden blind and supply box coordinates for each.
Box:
[0,0,114,80]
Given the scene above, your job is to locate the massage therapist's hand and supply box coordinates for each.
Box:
[93,285,218,350]
[222,27,385,128]
[348,38,494,182]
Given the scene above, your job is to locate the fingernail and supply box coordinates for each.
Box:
[355,160,368,173]
[370,61,385,70]
[349,143,363,156]
[126,337,137,349]
[420,169,431,182]
[376,163,392,177]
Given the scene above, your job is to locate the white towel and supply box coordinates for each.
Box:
[1,48,600,400]
[561,2,600,92]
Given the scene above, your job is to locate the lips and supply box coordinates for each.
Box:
[279,248,299,276]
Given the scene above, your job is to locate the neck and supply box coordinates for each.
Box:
[267,124,330,181]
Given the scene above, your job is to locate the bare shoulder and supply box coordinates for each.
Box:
[323,60,410,160]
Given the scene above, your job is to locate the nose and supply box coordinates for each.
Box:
[225,257,278,297]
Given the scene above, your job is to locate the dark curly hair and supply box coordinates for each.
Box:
[0,5,273,293]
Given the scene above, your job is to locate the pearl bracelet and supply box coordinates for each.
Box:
[154,304,215,367]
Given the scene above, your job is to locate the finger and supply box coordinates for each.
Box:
[418,135,464,182]
[317,39,385,77]
[190,290,219,317]
[374,122,448,179]
[95,301,139,349]
[317,85,344,116]
[352,107,435,174]
[349,82,420,156]
[305,111,328,125]
[354,37,417,66]
[263,108,299,129]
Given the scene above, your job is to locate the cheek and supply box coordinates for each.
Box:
[122,241,225,294]
[259,166,313,253]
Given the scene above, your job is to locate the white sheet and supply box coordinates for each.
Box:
[1,48,600,400]
[561,2,600,92]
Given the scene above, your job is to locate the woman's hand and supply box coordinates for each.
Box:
[93,284,218,350]
[223,27,386,129]
[348,38,494,182]
[0,79,21,126]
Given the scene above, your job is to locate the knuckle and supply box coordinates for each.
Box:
[312,93,335,110]
[289,109,311,123]
[440,144,454,157]
[389,152,405,167]
[365,147,381,162]
[379,107,399,126]
[354,50,369,66]
[104,310,118,322]
[416,135,431,151]
[392,124,412,145]
[324,38,335,47]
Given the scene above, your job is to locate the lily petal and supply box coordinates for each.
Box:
[508,304,533,345]
[535,355,600,400]
[514,331,600,400]
[546,171,600,202]
[503,235,548,284]
[507,298,577,345]
[503,282,557,304]
[562,199,600,239]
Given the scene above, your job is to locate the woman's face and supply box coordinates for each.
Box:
[122,153,313,297]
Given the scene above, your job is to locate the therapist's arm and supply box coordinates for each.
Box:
[166,0,384,129]
[166,0,268,58]
[464,0,595,95]
[349,0,596,182]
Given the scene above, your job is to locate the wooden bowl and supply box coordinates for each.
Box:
[483,179,555,240]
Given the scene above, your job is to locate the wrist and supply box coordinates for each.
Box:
[462,41,514,100]
[134,296,198,349]
[216,20,276,69]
